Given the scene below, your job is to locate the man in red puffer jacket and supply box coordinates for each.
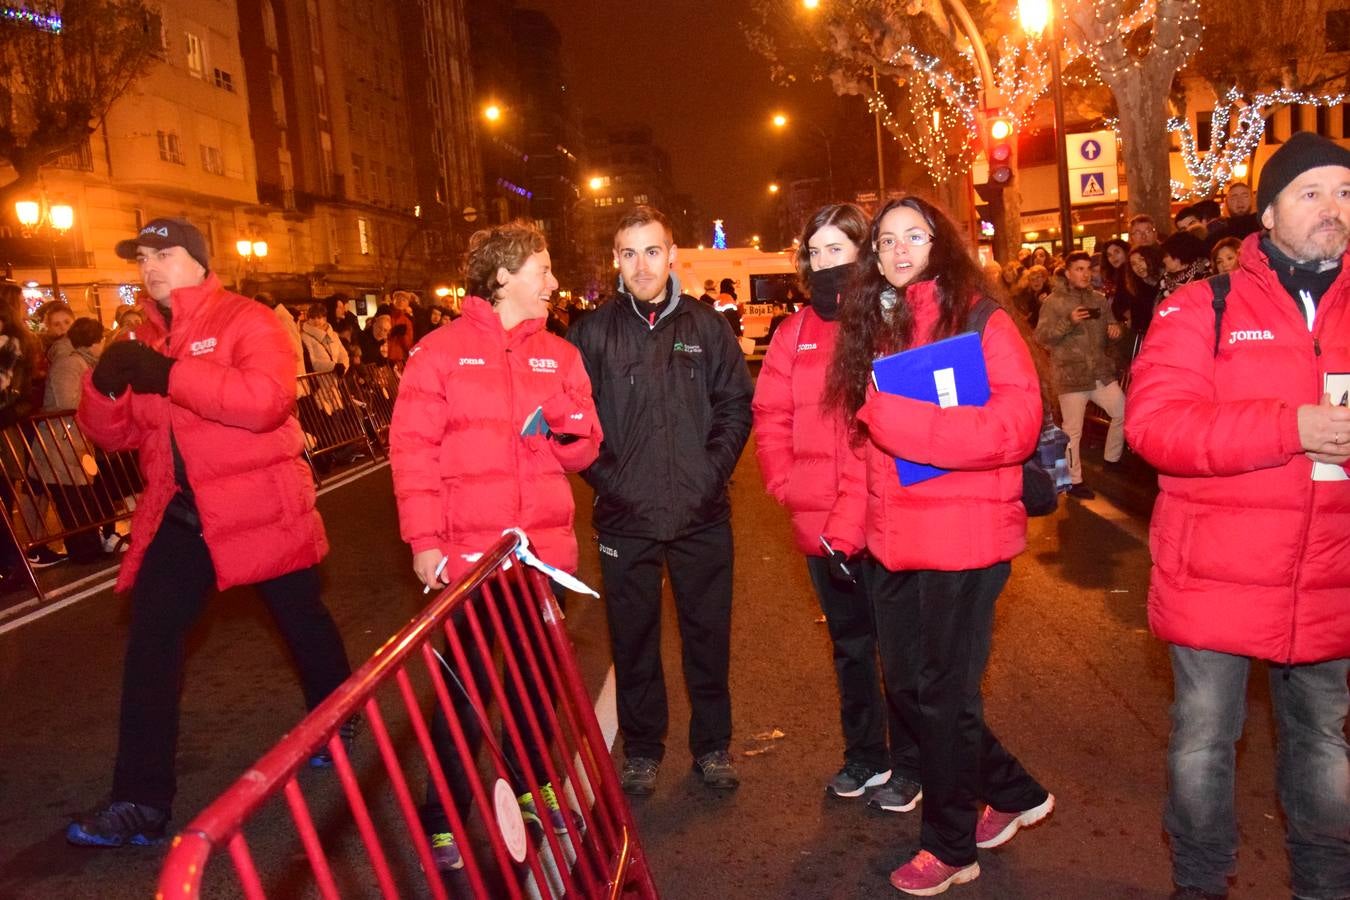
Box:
[1127,133,1350,900]
[66,218,351,849]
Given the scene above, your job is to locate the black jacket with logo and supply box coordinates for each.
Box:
[567,280,753,540]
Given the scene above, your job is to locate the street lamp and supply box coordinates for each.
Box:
[236,239,269,284]
[483,103,502,123]
[1020,0,1074,256]
[14,194,74,301]
[768,182,780,194]
[771,112,836,200]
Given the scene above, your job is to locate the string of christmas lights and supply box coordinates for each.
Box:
[866,45,980,184]
[0,5,62,32]
[1168,87,1347,199]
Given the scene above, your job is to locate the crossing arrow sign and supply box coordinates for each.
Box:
[1080,139,1102,162]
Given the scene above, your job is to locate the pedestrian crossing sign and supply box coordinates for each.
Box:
[1080,172,1105,197]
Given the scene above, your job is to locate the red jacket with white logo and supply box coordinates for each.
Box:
[752,308,863,556]
[389,296,601,581]
[77,274,326,593]
[1125,234,1350,664]
[827,281,1041,571]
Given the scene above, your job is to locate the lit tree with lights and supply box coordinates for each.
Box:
[1062,0,1202,226]
[1167,0,1350,200]
[0,0,158,207]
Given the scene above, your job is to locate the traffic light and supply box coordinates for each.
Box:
[987,114,1014,187]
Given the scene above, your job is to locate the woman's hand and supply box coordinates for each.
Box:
[413,548,448,589]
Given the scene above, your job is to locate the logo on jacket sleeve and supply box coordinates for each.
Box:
[189,337,217,356]
[1228,329,1275,344]
[797,342,818,352]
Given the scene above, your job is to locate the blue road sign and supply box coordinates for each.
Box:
[1080,172,1105,197]
[1080,139,1102,161]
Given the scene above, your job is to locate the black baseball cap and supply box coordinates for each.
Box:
[115,217,210,271]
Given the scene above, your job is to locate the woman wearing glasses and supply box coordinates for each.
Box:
[752,203,919,809]
[824,196,1055,896]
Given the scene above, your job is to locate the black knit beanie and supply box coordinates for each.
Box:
[1256,131,1350,214]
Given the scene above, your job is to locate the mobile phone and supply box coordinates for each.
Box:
[1086,307,1102,319]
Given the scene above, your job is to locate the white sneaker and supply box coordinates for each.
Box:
[101,532,126,553]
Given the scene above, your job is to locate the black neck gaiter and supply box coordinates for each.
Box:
[808,264,852,321]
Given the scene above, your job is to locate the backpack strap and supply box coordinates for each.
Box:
[966,296,1002,336]
[1207,272,1232,358]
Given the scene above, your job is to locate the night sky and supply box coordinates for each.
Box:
[520,1,840,246]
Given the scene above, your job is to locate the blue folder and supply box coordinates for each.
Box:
[870,330,990,485]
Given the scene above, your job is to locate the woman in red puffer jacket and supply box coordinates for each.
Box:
[752,203,917,806]
[824,197,1051,896]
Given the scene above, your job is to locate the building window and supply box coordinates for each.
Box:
[157,130,184,164]
[314,66,329,120]
[357,217,370,255]
[634,193,648,204]
[1196,111,1213,152]
[212,68,234,92]
[200,145,224,175]
[261,0,279,50]
[185,32,204,78]
[351,153,364,197]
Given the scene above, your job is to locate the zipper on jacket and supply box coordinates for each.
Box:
[1285,313,1330,672]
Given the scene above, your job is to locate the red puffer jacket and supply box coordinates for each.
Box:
[827,281,1041,571]
[752,308,863,556]
[78,274,326,593]
[1125,234,1350,664]
[389,296,601,581]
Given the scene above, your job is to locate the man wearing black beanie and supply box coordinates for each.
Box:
[1124,130,1350,900]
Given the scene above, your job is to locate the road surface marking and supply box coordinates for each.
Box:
[0,460,391,634]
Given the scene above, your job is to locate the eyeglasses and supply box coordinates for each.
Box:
[876,231,934,253]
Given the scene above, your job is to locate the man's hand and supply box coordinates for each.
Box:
[1071,306,1092,323]
[93,341,173,396]
[413,548,448,590]
[1106,323,1122,340]
[1298,393,1350,463]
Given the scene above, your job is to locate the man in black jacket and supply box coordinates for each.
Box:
[568,206,753,796]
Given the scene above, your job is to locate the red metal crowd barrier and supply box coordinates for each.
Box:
[157,531,659,899]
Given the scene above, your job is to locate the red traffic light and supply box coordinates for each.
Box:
[987,115,1014,187]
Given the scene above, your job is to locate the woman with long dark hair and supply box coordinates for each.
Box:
[1122,244,1164,339]
[752,203,919,809]
[824,196,1054,896]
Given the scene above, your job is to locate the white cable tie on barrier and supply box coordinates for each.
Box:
[503,528,599,598]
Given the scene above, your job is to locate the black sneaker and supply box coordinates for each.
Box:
[620,756,660,796]
[692,750,740,791]
[66,800,168,847]
[1066,483,1096,500]
[827,762,891,799]
[26,546,67,568]
[867,774,923,813]
[308,717,359,768]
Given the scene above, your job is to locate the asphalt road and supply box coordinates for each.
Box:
[0,445,1294,899]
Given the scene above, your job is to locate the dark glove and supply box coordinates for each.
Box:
[91,340,139,395]
[826,549,856,585]
[333,363,346,378]
[389,323,408,339]
[97,341,174,395]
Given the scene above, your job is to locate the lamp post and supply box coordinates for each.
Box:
[1020,0,1074,256]
[14,194,74,301]
[771,112,837,200]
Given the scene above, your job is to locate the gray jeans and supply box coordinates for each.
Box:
[1166,645,1350,898]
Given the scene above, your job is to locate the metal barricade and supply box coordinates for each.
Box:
[345,362,401,454]
[157,531,660,900]
[296,371,378,482]
[0,410,138,603]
